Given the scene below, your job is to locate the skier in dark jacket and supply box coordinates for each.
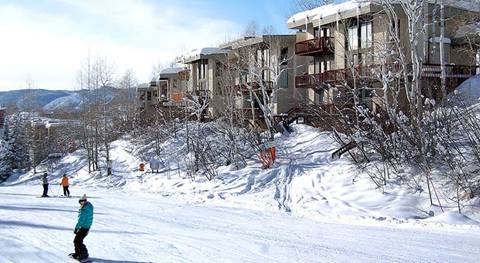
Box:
[40,173,49,197]
[69,194,94,262]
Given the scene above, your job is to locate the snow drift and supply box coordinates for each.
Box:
[5,122,479,226]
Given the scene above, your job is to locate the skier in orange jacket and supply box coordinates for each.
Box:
[60,174,70,197]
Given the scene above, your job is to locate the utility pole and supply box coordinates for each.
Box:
[439,0,447,105]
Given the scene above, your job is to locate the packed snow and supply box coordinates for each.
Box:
[1,184,480,263]
[2,123,480,262]
[453,74,480,107]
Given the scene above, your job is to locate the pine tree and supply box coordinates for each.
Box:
[0,138,14,182]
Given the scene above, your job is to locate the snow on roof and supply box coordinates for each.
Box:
[178,47,230,63]
[45,119,81,129]
[429,37,452,44]
[288,0,480,29]
[288,1,372,29]
[160,67,187,75]
[137,83,150,90]
[443,0,480,12]
[219,35,296,49]
[452,74,480,107]
[454,22,480,39]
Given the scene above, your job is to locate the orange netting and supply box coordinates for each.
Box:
[259,147,276,169]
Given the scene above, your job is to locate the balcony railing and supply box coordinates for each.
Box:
[295,70,351,89]
[422,64,478,78]
[296,64,479,89]
[235,81,274,93]
[295,37,334,56]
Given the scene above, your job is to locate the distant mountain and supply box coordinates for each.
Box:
[0,89,70,109]
[43,93,83,112]
[0,87,131,113]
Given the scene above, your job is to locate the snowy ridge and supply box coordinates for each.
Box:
[43,93,82,112]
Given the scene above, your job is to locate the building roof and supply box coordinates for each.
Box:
[288,0,480,29]
[288,0,372,29]
[178,47,230,63]
[454,22,480,39]
[160,67,187,75]
[137,83,150,90]
[219,35,296,49]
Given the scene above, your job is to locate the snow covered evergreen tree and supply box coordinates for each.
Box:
[0,137,14,182]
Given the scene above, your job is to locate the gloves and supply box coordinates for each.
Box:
[74,228,78,234]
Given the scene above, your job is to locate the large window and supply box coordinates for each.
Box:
[360,22,372,48]
[348,25,358,50]
[198,59,208,80]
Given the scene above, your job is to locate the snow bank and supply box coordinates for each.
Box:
[5,123,480,226]
[451,74,480,107]
[425,211,480,225]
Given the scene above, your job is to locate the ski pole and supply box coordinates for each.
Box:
[57,183,61,197]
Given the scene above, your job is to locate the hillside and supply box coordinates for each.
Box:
[0,89,70,109]
[5,123,479,226]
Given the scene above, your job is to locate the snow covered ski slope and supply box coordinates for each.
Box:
[1,185,479,263]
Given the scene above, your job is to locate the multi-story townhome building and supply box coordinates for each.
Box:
[159,67,189,108]
[288,0,479,114]
[220,35,306,122]
[136,77,166,118]
[178,47,230,119]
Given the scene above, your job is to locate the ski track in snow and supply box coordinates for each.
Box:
[1,185,480,263]
[2,124,480,262]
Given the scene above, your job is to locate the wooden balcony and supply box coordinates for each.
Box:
[422,64,478,78]
[235,81,274,93]
[296,64,479,90]
[295,37,334,56]
[242,108,264,118]
[295,70,351,89]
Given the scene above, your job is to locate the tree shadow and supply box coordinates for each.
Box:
[0,192,39,197]
[0,205,77,213]
[0,205,106,215]
[90,258,152,263]
[0,191,101,199]
[0,220,149,235]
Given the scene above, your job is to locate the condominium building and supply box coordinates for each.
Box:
[288,0,480,112]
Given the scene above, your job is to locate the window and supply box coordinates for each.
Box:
[279,67,288,89]
[314,27,320,38]
[198,59,208,80]
[477,50,480,74]
[314,57,321,74]
[360,22,372,48]
[353,54,359,65]
[315,90,324,105]
[321,28,330,37]
[280,47,288,65]
[321,61,331,73]
[348,25,358,50]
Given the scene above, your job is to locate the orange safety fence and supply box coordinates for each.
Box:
[171,92,184,103]
[259,147,276,169]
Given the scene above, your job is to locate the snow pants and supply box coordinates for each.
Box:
[74,228,89,259]
[42,184,49,197]
[63,186,70,196]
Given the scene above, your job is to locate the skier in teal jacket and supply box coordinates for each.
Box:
[69,194,94,262]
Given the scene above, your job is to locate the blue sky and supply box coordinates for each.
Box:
[0,0,297,91]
